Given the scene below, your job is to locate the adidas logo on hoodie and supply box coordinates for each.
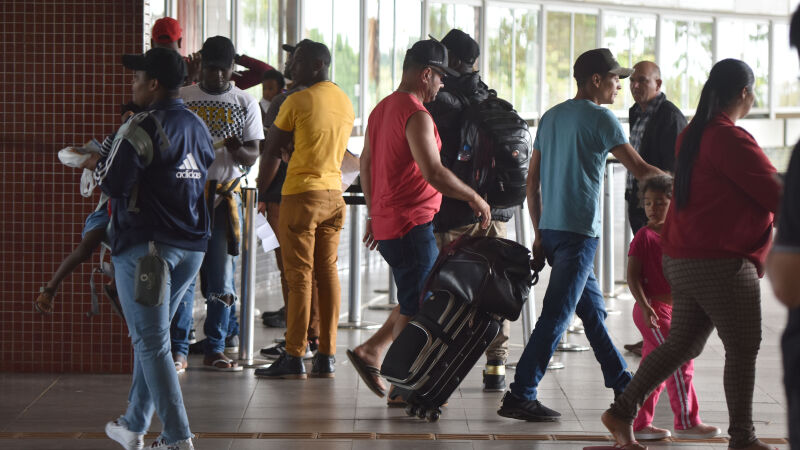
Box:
[176,154,202,179]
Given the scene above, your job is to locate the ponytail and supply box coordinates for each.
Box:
[673,59,754,209]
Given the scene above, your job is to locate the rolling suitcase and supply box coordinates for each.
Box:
[380,236,535,422]
[380,290,501,421]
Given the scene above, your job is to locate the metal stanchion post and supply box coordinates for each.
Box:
[238,188,267,367]
[506,205,563,370]
[603,164,621,313]
[368,267,399,311]
[595,173,604,292]
[603,163,615,297]
[339,202,380,330]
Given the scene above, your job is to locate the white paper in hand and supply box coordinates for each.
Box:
[255,213,280,253]
[341,149,360,191]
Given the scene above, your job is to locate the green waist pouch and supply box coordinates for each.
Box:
[134,242,169,307]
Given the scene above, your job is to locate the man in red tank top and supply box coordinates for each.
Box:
[346,39,491,401]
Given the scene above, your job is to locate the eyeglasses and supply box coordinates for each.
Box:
[427,66,447,79]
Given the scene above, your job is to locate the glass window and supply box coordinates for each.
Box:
[545,11,597,110]
[428,2,480,42]
[151,0,167,19]
[206,0,232,38]
[176,0,203,54]
[486,6,539,117]
[603,13,656,112]
[303,0,362,119]
[364,0,422,115]
[774,23,800,110]
[718,20,770,110]
[238,0,281,101]
[514,9,540,116]
[660,18,713,112]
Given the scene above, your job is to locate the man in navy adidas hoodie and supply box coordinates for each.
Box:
[89,47,214,450]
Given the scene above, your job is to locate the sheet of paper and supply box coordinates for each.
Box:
[341,149,360,191]
[255,213,280,253]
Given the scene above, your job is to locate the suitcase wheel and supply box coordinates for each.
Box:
[416,406,427,419]
[425,408,441,422]
[404,404,418,417]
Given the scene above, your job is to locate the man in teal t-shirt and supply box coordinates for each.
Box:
[498,48,663,422]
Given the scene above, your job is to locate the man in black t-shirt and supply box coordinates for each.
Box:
[766,6,800,447]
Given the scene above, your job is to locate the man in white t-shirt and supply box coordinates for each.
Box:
[180,35,264,371]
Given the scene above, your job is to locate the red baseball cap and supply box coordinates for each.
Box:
[152,17,182,45]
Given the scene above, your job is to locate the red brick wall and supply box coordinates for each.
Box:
[0,0,145,372]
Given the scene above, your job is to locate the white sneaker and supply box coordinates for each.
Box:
[674,424,722,439]
[634,425,672,440]
[105,420,144,450]
[149,437,195,449]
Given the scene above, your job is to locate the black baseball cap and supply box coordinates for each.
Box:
[281,39,314,54]
[440,29,479,65]
[201,35,236,69]
[573,48,633,80]
[406,39,458,77]
[122,47,187,90]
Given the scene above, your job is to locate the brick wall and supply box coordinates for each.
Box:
[0,0,145,372]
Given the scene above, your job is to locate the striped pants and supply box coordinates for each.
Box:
[609,256,762,448]
[632,301,700,431]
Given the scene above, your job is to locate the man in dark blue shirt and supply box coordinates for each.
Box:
[92,47,214,450]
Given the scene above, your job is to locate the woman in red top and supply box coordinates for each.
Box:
[603,59,781,450]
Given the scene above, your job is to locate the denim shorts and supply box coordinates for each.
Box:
[82,208,110,238]
[377,222,439,317]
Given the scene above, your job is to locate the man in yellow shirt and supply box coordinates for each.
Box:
[255,40,355,379]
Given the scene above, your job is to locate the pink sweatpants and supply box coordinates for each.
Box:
[632,301,701,431]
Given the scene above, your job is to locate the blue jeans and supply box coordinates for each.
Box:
[113,242,204,443]
[377,222,439,317]
[170,277,196,357]
[200,196,241,355]
[510,229,631,400]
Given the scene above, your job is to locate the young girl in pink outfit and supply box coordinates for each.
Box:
[627,175,720,441]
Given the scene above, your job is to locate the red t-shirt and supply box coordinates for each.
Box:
[661,113,780,276]
[628,226,671,298]
[368,92,442,240]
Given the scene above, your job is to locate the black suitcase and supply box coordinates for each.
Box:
[380,290,502,422]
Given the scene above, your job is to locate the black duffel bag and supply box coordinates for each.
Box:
[421,236,535,321]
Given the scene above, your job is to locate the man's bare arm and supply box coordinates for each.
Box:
[406,111,490,228]
[256,125,292,195]
[611,143,663,181]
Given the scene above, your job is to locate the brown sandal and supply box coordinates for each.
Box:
[35,287,55,314]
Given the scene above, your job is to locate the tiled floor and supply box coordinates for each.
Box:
[0,262,792,449]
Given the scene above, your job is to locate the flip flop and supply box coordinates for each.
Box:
[35,287,55,314]
[346,349,385,398]
[387,385,411,407]
[202,358,243,372]
[173,354,188,374]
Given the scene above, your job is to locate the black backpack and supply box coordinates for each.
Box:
[458,90,531,208]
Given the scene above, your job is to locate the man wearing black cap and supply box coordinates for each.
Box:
[498,48,662,422]
[425,28,515,393]
[347,39,490,399]
[180,36,264,371]
[95,47,214,450]
[256,39,323,360]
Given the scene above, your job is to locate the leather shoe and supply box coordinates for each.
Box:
[254,353,307,379]
[310,352,335,378]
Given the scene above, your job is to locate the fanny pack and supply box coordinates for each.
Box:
[134,242,169,307]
